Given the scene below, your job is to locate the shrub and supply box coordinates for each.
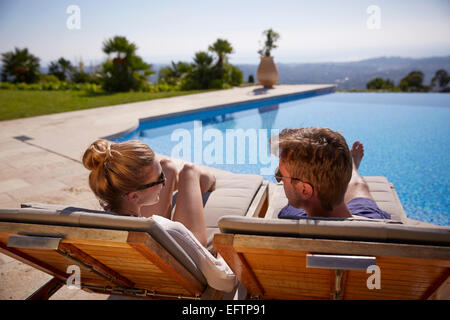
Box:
[229,65,243,86]
[0,82,14,89]
[17,82,28,90]
[39,74,60,83]
[0,79,104,93]
[72,70,92,83]
[366,78,395,90]
[399,71,428,92]
[145,83,178,93]
[83,83,101,94]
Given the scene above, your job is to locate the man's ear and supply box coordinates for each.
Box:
[303,183,314,198]
[296,182,314,199]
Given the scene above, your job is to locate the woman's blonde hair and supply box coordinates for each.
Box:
[82,139,155,212]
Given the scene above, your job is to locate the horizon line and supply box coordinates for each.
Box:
[29,54,450,68]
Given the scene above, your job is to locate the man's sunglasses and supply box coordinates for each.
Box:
[274,166,305,183]
[274,167,314,191]
[274,167,314,193]
[136,171,166,191]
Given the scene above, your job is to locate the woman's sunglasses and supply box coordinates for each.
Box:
[136,171,166,191]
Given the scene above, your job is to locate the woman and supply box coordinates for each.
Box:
[82,139,216,247]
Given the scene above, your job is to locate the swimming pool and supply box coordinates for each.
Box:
[116,91,450,226]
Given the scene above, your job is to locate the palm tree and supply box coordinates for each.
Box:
[48,57,74,81]
[158,61,192,85]
[1,47,40,83]
[171,61,193,78]
[208,39,233,68]
[189,51,214,89]
[102,35,137,64]
[193,51,214,68]
[100,35,153,92]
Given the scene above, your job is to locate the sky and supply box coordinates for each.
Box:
[0,0,449,66]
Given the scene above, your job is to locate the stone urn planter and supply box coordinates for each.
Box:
[257,56,278,88]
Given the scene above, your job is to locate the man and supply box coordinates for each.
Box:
[272,127,390,219]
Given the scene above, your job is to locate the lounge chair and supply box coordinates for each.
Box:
[213,176,450,300]
[0,170,268,300]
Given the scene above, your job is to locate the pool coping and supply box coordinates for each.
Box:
[103,85,335,141]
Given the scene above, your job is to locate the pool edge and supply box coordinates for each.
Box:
[104,85,336,141]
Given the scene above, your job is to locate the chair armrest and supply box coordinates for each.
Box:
[245,181,269,218]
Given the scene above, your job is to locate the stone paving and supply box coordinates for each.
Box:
[0,84,334,299]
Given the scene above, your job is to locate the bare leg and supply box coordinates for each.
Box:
[172,164,216,247]
[141,158,179,219]
[344,141,374,203]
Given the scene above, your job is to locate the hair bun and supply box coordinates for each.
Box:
[82,139,111,171]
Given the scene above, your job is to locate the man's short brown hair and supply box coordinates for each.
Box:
[273,127,353,211]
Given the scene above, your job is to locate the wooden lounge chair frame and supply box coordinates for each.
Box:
[213,179,450,300]
[0,181,268,300]
[1,223,207,300]
[214,231,450,300]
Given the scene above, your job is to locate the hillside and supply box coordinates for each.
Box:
[235,56,450,90]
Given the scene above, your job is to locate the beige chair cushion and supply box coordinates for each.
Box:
[201,173,263,250]
[364,176,405,222]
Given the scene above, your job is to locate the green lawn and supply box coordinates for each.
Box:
[0,89,215,121]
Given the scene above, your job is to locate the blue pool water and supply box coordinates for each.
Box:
[116,92,450,226]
